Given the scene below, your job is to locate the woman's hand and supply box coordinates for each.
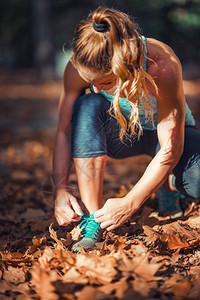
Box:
[54,190,83,226]
[94,197,136,231]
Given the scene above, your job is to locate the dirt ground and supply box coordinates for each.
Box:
[0,70,200,299]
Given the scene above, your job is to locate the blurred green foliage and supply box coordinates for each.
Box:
[0,0,32,67]
[0,0,199,70]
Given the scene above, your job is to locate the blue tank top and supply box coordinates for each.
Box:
[90,36,195,130]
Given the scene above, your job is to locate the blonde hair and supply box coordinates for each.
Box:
[71,7,158,141]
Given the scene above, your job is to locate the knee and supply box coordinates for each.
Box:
[72,93,107,122]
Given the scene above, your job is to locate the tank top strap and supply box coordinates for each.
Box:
[140,35,148,72]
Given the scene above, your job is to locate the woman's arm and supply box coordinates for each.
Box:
[126,44,186,205]
[53,61,89,226]
[94,42,186,230]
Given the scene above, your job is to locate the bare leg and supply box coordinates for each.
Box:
[163,174,177,192]
[168,174,177,192]
[73,155,107,215]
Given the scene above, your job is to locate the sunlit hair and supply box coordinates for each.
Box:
[71,7,158,141]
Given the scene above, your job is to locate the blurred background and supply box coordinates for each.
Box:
[0,0,199,225]
[0,0,200,79]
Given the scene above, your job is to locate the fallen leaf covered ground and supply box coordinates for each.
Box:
[0,70,200,299]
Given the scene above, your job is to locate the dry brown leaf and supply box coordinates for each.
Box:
[49,223,67,250]
[0,251,32,264]
[98,277,128,299]
[0,251,12,261]
[143,216,160,228]
[161,234,200,250]
[130,242,148,256]
[9,252,25,259]
[62,267,88,284]
[144,223,200,250]
[137,206,154,230]
[3,282,30,300]
[38,247,55,268]
[161,234,189,250]
[188,274,200,299]
[188,266,200,277]
[162,273,196,299]
[172,280,193,299]
[0,280,12,294]
[24,234,46,256]
[76,286,97,300]
[150,255,168,264]
[170,249,182,264]
[107,237,127,253]
[76,254,117,284]
[133,254,163,281]
[117,247,162,282]
[3,266,26,284]
[70,225,81,241]
[95,240,107,252]
[62,232,73,247]
[52,247,76,271]
[163,273,184,289]
[62,294,75,300]
[184,201,198,216]
[143,225,160,246]
[14,282,30,292]
[117,247,135,273]
[187,236,200,248]
[131,279,158,297]
[185,215,200,229]
[31,265,59,300]
[38,247,70,271]
[162,221,199,241]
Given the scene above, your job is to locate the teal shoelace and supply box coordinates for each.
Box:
[79,214,101,240]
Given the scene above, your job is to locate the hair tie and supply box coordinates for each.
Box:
[93,21,109,32]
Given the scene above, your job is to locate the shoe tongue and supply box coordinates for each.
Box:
[83,214,94,220]
[88,214,94,218]
[81,214,100,234]
[80,214,95,230]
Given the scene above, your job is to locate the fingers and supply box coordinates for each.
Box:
[100,220,113,230]
[106,225,117,231]
[94,216,105,223]
[95,212,118,231]
[55,205,82,226]
[54,192,84,226]
[94,208,104,220]
[100,220,118,231]
[70,197,84,217]
[63,206,82,222]
[94,199,112,220]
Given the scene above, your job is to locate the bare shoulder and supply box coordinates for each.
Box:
[63,61,90,93]
[145,38,183,96]
[146,38,182,71]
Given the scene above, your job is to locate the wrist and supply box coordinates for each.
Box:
[54,186,68,198]
[124,194,142,212]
